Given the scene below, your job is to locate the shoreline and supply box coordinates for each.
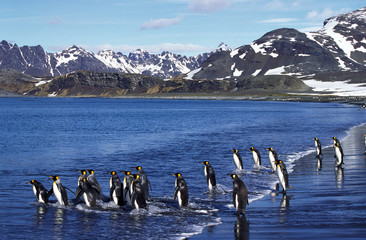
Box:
[192,123,366,239]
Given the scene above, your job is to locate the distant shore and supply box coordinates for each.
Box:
[192,123,366,239]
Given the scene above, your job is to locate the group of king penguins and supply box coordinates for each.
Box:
[28,136,344,216]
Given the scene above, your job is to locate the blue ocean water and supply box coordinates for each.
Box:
[0,97,365,239]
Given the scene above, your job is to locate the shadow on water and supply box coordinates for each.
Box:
[234,214,249,240]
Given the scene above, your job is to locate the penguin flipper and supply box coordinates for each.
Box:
[148,179,152,191]
[75,189,85,204]
[47,188,53,199]
[173,187,179,201]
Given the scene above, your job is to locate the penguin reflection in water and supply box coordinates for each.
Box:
[201,161,216,191]
[249,147,261,166]
[130,174,148,210]
[230,149,243,170]
[171,173,189,208]
[108,171,124,206]
[49,176,68,206]
[27,180,49,204]
[229,174,248,215]
[75,178,98,207]
[275,160,292,194]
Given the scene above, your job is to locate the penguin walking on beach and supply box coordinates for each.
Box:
[229,174,248,215]
[334,142,344,167]
[266,147,278,172]
[75,178,97,207]
[249,147,261,166]
[275,160,292,194]
[201,161,216,191]
[133,166,152,200]
[130,174,147,210]
[122,171,133,206]
[27,180,49,204]
[108,171,124,206]
[49,176,68,206]
[87,169,102,199]
[230,149,243,170]
[172,173,189,208]
[313,138,323,157]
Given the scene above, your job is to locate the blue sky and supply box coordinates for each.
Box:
[1,0,364,56]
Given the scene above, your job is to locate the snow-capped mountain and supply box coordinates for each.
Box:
[0,41,231,79]
[189,7,366,80]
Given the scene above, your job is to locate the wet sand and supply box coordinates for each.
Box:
[192,124,366,239]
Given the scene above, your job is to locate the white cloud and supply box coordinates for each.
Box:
[259,18,297,23]
[306,7,350,22]
[140,16,182,30]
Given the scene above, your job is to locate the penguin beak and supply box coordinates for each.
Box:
[27,181,32,184]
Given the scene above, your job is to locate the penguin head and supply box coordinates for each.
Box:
[266,147,273,151]
[171,173,181,178]
[87,169,94,174]
[108,171,117,175]
[133,166,142,171]
[275,160,282,165]
[77,169,87,175]
[201,161,209,165]
[313,137,318,141]
[49,176,59,181]
[82,178,87,183]
[121,171,131,175]
[249,147,254,151]
[27,180,36,185]
[132,174,140,179]
[228,173,237,180]
[230,149,238,153]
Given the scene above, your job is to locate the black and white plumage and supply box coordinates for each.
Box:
[275,160,291,194]
[87,169,102,199]
[133,166,152,200]
[172,173,189,208]
[313,138,323,157]
[108,171,124,206]
[27,180,49,204]
[130,174,147,210]
[229,174,248,215]
[75,178,97,207]
[201,161,216,191]
[122,170,133,206]
[230,149,243,170]
[49,176,68,206]
[249,147,261,166]
[266,147,278,172]
[76,169,87,203]
[334,142,344,167]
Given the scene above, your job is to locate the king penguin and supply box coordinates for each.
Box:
[76,169,87,203]
[230,149,243,170]
[313,138,323,157]
[275,160,291,194]
[87,169,102,199]
[75,178,97,207]
[108,171,124,206]
[27,180,49,204]
[229,174,248,215]
[201,161,216,191]
[121,170,133,206]
[130,174,147,210]
[249,147,261,166]
[133,166,152,200]
[266,147,278,172]
[334,142,344,167]
[49,176,68,206]
[172,173,189,208]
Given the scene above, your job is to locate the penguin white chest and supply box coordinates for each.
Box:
[235,194,239,210]
[177,191,182,207]
[112,190,118,205]
[233,154,242,170]
[84,193,91,207]
[252,152,259,165]
[335,148,342,164]
[32,185,37,197]
[134,199,139,209]
[204,166,207,177]
[53,183,64,205]
[276,166,286,191]
[208,179,213,191]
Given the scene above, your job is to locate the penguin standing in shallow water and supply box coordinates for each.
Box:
[334,142,344,167]
[275,160,291,194]
[133,166,152,200]
[313,138,323,157]
[49,176,68,206]
[172,173,189,208]
[87,169,102,199]
[230,149,243,170]
[130,174,147,210]
[27,180,49,203]
[122,171,133,206]
[201,161,216,191]
[108,171,124,206]
[76,170,87,203]
[249,147,261,166]
[229,174,248,215]
[266,147,278,172]
[75,178,97,207]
